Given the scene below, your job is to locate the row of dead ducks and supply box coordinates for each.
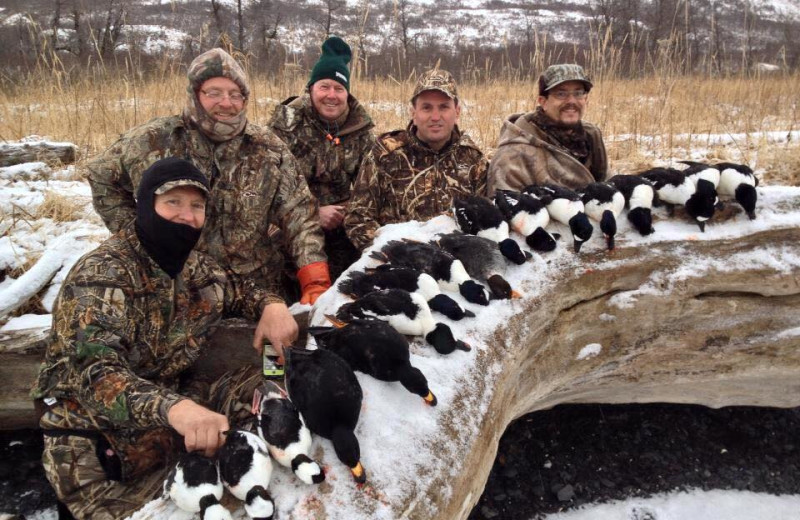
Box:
[499,160,758,253]
[161,160,759,519]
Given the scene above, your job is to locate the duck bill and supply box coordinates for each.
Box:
[573,239,584,253]
[424,391,438,407]
[351,462,367,484]
[456,340,472,352]
[696,220,706,232]
[606,235,615,251]
[324,314,348,328]
[510,289,522,299]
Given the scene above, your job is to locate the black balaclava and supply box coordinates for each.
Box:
[135,157,210,278]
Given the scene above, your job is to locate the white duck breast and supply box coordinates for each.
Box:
[718,167,756,196]
[416,273,443,301]
[584,191,625,221]
[475,220,510,243]
[686,166,721,187]
[511,206,549,236]
[547,198,584,225]
[392,292,437,336]
[656,178,695,205]
[629,183,655,210]
[438,259,471,293]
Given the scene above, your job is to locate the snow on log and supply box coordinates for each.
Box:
[0,139,77,167]
[0,231,97,319]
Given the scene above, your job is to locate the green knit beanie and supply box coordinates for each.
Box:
[307,36,352,91]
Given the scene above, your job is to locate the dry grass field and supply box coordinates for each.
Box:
[0,52,798,184]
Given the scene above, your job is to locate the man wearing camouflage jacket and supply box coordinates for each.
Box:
[488,63,608,195]
[86,48,329,356]
[270,36,375,279]
[345,69,488,251]
[33,158,266,519]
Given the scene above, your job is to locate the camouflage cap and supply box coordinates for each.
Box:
[187,48,250,98]
[538,64,593,96]
[154,179,209,196]
[411,69,458,103]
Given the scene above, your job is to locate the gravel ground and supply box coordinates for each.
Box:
[470,403,800,520]
[2,403,799,519]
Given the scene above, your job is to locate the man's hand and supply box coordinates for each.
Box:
[252,302,298,363]
[319,205,345,231]
[167,400,229,457]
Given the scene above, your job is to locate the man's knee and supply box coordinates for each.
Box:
[42,434,163,520]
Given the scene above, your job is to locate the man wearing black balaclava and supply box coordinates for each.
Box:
[34,158,277,520]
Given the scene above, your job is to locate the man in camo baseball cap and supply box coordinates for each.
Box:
[538,63,593,96]
[487,62,608,194]
[411,69,459,103]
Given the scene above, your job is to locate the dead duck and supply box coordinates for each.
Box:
[309,317,437,406]
[607,174,656,236]
[524,184,594,253]
[434,231,522,300]
[254,381,325,485]
[370,240,490,306]
[335,288,471,354]
[285,347,366,484]
[338,264,474,320]
[217,429,275,520]
[452,195,531,264]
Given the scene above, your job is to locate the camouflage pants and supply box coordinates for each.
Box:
[41,365,265,520]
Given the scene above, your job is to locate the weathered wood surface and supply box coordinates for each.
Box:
[0,141,77,167]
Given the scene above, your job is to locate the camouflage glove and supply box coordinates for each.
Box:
[297,261,332,305]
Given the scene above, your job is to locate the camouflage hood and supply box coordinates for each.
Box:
[183,48,250,143]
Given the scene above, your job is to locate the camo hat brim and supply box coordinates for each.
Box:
[538,64,593,95]
[154,179,209,196]
[411,69,458,103]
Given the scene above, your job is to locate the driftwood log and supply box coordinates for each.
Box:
[1,191,798,519]
[0,140,77,167]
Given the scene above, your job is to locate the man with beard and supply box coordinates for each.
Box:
[270,36,375,280]
[345,69,488,251]
[86,48,328,361]
[488,64,608,194]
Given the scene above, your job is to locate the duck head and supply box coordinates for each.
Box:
[599,209,617,250]
[568,213,593,253]
[425,323,471,354]
[627,207,654,236]
[459,279,490,306]
[525,226,558,252]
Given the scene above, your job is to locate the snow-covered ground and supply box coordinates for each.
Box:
[1,133,799,519]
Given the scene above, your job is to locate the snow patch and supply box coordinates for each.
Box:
[0,313,51,331]
[577,343,602,360]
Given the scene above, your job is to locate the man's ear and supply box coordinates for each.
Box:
[408,102,416,119]
[537,95,547,106]
[454,101,461,120]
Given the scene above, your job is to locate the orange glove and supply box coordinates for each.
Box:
[297,261,332,305]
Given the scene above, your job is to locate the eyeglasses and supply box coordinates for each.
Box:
[550,89,588,101]
[200,89,246,104]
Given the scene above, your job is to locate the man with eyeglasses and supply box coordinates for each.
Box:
[488,64,608,194]
[86,48,328,362]
[270,36,375,281]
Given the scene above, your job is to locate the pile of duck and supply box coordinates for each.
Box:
[159,160,760,519]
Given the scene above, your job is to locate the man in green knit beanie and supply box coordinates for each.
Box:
[270,36,375,281]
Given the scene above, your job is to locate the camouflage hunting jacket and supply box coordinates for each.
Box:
[32,224,267,437]
[488,111,608,195]
[86,116,326,300]
[269,93,375,206]
[345,125,488,251]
